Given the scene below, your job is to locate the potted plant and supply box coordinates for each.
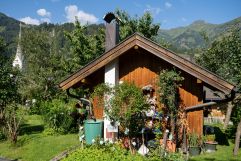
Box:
[188,133,201,156]
[203,134,217,153]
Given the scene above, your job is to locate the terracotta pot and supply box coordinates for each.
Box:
[160,139,176,152]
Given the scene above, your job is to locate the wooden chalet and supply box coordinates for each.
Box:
[59,13,236,138]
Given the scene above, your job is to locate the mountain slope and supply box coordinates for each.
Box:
[0,12,104,57]
[0,12,240,57]
[158,16,241,54]
[0,12,21,56]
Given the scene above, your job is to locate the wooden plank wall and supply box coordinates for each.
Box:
[84,67,105,119]
[179,72,203,135]
[119,48,203,135]
[89,48,203,135]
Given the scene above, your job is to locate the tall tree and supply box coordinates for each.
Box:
[0,37,19,118]
[0,36,22,143]
[115,9,160,40]
[65,20,105,73]
[196,29,241,155]
[20,28,67,101]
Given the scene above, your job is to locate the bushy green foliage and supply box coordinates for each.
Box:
[92,82,148,137]
[115,9,159,41]
[62,143,185,161]
[196,29,241,132]
[148,145,185,161]
[0,129,6,141]
[41,99,77,134]
[0,36,23,144]
[65,20,105,73]
[196,29,241,85]
[4,103,26,143]
[20,27,69,101]
[0,46,20,110]
[108,83,148,135]
[188,133,200,147]
[62,144,146,161]
[204,134,216,142]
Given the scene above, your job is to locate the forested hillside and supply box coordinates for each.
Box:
[0,11,240,58]
[0,12,104,58]
[159,16,241,54]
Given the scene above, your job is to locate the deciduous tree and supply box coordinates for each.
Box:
[196,29,241,155]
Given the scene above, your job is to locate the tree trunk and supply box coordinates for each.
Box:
[224,101,233,130]
[234,118,241,156]
[170,112,175,136]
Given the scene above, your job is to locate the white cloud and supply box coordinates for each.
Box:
[165,2,172,8]
[65,5,98,24]
[19,17,40,25]
[144,5,162,15]
[37,8,51,17]
[41,18,51,23]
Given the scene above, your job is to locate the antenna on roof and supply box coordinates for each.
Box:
[103,12,122,24]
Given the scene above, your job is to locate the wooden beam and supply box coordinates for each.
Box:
[185,102,216,111]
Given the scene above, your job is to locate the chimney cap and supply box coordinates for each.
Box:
[103,12,121,23]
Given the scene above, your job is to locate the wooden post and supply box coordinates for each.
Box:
[182,112,188,153]
[234,118,241,156]
[224,101,233,130]
[162,129,169,156]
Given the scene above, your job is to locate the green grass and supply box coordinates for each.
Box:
[190,123,241,161]
[189,142,241,161]
[1,116,241,161]
[0,115,79,161]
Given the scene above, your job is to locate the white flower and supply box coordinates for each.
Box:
[132,142,136,146]
[92,139,95,143]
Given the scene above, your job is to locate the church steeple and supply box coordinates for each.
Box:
[13,22,23,70]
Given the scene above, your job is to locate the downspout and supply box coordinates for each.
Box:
[67,88,94,119]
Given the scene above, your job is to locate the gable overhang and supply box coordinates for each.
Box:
[59,33,235,95]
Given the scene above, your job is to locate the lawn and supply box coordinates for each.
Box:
[0,115,80,161]
[1,116,241,161]
[189,142,241,161]
[190,123,241,161]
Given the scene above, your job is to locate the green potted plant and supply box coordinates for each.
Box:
[203,134,217,153]
[188,133,201,156]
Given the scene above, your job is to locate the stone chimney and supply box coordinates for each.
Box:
[103,13,121,141]
[103,12,120,51]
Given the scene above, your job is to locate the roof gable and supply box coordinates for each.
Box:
[59,33,235,94]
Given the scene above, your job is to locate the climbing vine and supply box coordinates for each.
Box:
[158,69,184,135]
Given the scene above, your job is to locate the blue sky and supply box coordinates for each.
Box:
[0,0,240,29]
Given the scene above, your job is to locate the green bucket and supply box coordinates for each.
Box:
[84,119,103,144]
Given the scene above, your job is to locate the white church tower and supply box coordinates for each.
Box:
[13,23,23,69]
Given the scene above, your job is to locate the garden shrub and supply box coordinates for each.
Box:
[91,82,148,153]
[62,143,185,161]
[0,129,6,141]
[62,144,146,161]
[41,99,78,134]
